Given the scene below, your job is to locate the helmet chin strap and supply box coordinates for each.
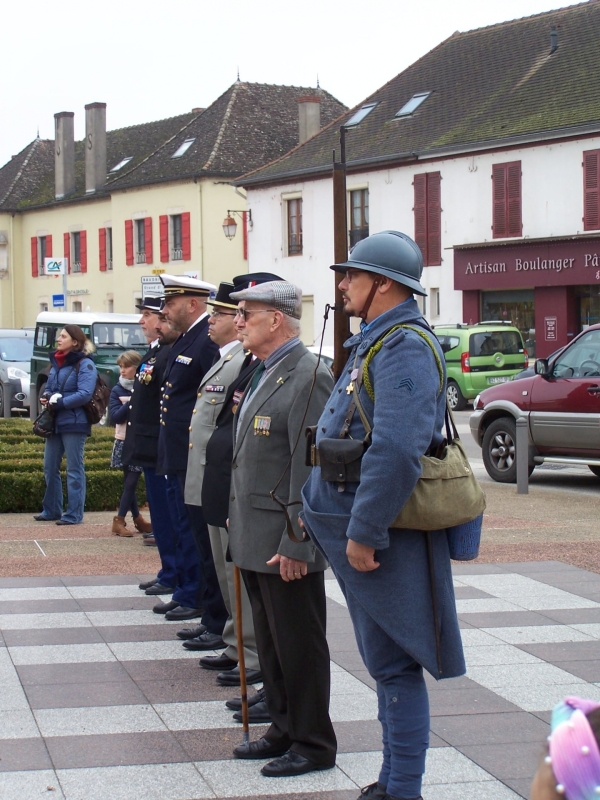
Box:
[359,276,382,321]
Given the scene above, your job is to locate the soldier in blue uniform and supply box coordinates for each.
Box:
[301,232,466,800]
[154,274,226,628]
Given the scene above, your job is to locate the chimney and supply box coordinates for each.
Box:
[54,112,75,200]
[85,102,107,194]
[298,95,321,144]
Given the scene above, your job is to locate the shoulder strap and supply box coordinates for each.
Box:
[362,323,444,401]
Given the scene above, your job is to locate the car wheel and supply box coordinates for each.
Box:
[446,380,467,411]
[588,465,600,478]
[482,417,519,483]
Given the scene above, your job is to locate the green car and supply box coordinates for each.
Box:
[432,322,528,410]
[31,312,146,420]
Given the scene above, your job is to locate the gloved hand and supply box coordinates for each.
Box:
[48,393,63,405]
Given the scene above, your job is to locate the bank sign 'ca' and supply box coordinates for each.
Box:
[44,258,68,275]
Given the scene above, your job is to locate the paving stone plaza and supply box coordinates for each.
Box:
[2,560,600,799]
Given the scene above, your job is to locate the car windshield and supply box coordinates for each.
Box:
[470,331,523,357]
[552,329,600,378]
[0,337,33,362]
[92,323,145,347]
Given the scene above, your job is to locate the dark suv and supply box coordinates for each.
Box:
[470,323,600,482]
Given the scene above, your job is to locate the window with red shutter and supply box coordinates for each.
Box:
[181,212,191,260]
[125,220,134,266]
[64,232,71,273]
[144,217,153,264]
[583,149,600,231]
[80,230,87,273]
[159,215,169,262]
[413,172,441,266]
[46,235,52,258]
[31,237,38,278]
[99,228,107,271]
[492,161,522,239]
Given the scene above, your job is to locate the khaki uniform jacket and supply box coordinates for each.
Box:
[228,343,333,574]
[184,341,246,506]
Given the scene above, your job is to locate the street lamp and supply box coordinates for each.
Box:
[222,209,252,240]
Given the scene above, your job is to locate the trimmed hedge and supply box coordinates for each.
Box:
[0,420,146,512]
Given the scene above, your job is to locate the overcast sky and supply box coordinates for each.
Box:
[0,0,583,169]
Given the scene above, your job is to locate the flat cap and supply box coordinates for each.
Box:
[230,280,302,319]
[160,274,217,298]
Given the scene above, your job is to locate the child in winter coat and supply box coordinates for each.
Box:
[109,350,152,537]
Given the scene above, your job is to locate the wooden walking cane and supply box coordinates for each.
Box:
[233,565,250,744]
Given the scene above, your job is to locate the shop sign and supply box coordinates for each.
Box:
[454,239,600,291]
[544,316,557,341]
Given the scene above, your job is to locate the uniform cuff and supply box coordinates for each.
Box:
[346,515,390,550]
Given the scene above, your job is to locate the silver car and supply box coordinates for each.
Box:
[0,329,33,417]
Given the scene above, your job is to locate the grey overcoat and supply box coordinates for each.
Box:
[184,342,246,506]
[228,343,333,574]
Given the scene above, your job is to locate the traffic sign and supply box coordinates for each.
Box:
[52,294,65,308]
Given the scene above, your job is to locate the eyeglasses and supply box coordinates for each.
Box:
[234,308,277,321]
[209,310,237,318]
[344,268,368,283]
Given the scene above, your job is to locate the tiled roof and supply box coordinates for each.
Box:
[240,1,600,186]
[2,112,199,210]
[108,82,346,189]
[0,81,346,210]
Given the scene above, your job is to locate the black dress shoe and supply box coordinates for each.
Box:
[226,686,266,711]
[165,605,204,621]
[217,666,262,686]
[261,750,334,777]
[153,599,179,615]
[56,519,76,526]
[33,514,59,521]
[358,783,388,799]
[176,624,207,640]
[233,736,290,760]
[233,700,271,723]
[199,653,237,671]
[139,578,158,591]
[182,632,225,650]
[145,583,175,596]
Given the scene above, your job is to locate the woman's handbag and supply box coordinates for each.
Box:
[32,407,55,438]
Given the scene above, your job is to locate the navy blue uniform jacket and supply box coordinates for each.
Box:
[157,316,218,475]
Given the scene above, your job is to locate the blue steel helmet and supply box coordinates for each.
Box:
[331,230,427,296]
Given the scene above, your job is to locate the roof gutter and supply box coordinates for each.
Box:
[238,119,600,188]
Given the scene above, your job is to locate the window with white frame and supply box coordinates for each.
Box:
[72,300,82,312]
[71,232,81,273]
[349,189,369,248]
[135,219,146,264]
[430,287,440,318]
[286,198,303,256]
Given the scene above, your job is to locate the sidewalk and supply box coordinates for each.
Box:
[1,481,599,799]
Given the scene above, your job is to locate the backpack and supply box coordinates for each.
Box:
[76,361,111,424]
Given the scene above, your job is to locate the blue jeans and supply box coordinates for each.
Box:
[343,578,429,799]
[143,468,177,589]
[41,432,87,523]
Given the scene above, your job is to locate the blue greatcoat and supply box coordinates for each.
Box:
[302,298,465,680]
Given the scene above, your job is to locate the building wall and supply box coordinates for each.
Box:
[0,180,247,328]
[245,135,600,347]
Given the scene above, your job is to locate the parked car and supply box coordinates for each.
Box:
[510,347,564,381]
[0,328,34,417]
[433,322,528,410]
[470,323,600,482]
[31,312,146,421]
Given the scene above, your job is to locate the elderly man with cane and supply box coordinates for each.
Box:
[227,280,337,777]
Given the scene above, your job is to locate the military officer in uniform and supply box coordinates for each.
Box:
[155,274,223,623]
[227,281,337,778]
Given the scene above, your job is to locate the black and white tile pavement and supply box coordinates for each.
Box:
[2,561,600,799]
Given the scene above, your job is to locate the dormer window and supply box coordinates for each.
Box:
[172,138,195,158]
[345,103,377,128]
[109,157,133,172]
[395,92,431,118]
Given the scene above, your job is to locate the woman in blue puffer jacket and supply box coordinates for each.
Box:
[34,325,97,525]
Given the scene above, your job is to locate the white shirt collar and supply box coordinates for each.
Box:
[219,339,239,358]
[186,311,209,333]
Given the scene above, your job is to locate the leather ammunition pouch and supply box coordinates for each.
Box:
[316,438,365,483]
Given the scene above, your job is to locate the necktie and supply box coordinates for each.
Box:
[247,361,265,397]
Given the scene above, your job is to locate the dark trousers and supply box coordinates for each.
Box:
[242,569,337,766]
[143,467,177,590]
[186,503,228,634]
[117,469,140,519]
[165,474,203,609]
